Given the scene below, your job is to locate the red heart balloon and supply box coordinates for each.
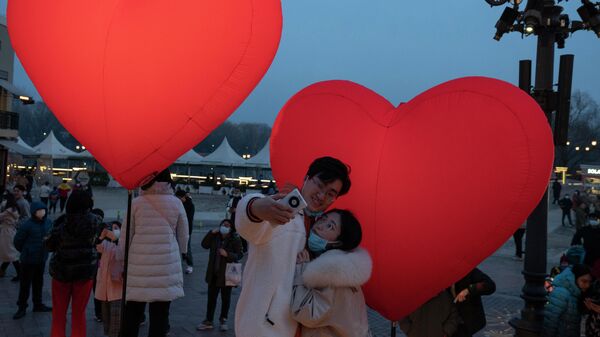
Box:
[271,77,554,320]
[8,1,282,189]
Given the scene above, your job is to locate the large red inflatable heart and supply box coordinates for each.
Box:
[8,0,282,189]
[271,77,554,320]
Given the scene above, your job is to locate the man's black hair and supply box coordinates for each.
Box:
[306,157,351,196]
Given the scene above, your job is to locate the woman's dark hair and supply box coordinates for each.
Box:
[573,263,592,280]
[141,168,173,191]
[327,209,362,251]
[111,221,122,229]
[306,157,351,196]
[3,193,18,212]
[65,190,93,214]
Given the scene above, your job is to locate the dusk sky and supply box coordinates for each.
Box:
[2,0,599,125]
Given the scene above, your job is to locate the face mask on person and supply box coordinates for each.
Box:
[308,231,329,254]
[220,226,231,235]
[34,209,46,219]
[112,229,121,240]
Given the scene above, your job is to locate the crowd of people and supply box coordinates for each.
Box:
[5,162,600,337]
[543,181,600,337]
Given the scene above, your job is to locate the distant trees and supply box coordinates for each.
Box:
[554,91,600,170]
[14,101,271,156]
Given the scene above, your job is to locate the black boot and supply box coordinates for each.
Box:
[33,304,52,312]
[13,307,26,320]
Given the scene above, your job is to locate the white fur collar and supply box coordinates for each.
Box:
[302,247,372,288]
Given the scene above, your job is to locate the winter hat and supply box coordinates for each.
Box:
[329,209,362,251]
[175,189,187,198]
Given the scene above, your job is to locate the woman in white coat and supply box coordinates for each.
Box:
[119,169,189,337]
[292,209,372,337]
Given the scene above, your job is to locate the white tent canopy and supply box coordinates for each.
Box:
[246,139,270,168]
[32,130,79,159]
[201,137,245,165]
[175,149,204,164]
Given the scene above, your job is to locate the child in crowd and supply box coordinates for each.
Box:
[95,221,123,337]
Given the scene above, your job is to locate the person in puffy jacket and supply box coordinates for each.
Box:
[0,193,21,282]
[118,169,189,337]
[542,264,593,337]
[12,201,52,319]
[291,209,372,337]
[45,190,101,337]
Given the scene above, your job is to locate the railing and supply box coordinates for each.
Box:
[0,110,19,130]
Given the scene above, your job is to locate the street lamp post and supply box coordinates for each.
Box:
[486,0,600,335]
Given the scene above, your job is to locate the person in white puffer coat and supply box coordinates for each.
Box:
[235,157,352,337]
[118,169,189,337]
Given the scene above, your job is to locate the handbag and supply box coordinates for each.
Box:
[225,262,242,287]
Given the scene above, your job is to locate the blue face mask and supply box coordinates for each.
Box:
[308,232,329,254]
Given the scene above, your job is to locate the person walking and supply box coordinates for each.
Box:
[118,169,189,337]
[0,194,21,282]
[175,189,195,274]
[196,219,243,331]
[57,180,72,213]
[512,222,526,260]
[13,184,31,221]
[450,268,496,337]
[12,201,53,319]
[45,190,101,337]
[552,179,562,204]
[48,187,59,214]
[39,182,52,207]
[542,264,593,337]
[559,194,574,227]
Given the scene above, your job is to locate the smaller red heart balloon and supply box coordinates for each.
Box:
[271,77,554,320]
[8,0,282,189]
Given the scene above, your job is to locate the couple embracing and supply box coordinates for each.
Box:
[235,156,372,337]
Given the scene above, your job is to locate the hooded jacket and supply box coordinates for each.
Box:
[291,248,372,337]
[13,202,52,265]
[542,267,584,337]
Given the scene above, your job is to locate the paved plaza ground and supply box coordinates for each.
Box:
[0,184,582,336]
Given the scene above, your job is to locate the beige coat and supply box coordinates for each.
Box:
[0,209,20,262]
[117,182,189,302]
[291,248,373,337]
[95,240,123,302]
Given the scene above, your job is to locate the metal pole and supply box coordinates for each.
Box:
[510,15,555,337]
[119,190,134,337]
